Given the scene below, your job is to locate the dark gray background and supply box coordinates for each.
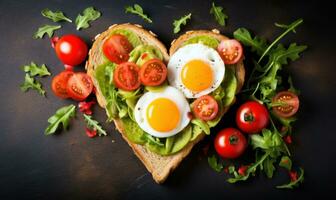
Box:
[0,0,335,199]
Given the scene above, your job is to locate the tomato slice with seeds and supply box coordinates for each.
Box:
[272,91,299,118]
[66,73,93,101]
[102,34,133,64]
[217,39,243,64]
[113,62,141,91]
[51,71,74,99]
[140,59,167,86]
[193,95,219,121]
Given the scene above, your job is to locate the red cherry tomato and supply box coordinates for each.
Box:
[113,62,141,91]
[272,91,299,118]
[102,34,133,64]
[217,39,243,64]
[214,128,247,159]
[51,71,74,99]
[236,101,269,134]
[66,73,93,101]
[140,59,167,86]
[193,95,219,121]
[55,34,88,66]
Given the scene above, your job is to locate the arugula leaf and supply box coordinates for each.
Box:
[208,155,223,172]
[125,4,152,23]
[83,114,107,136]
[270,43,307,65]
[33,25,61,39]
[173,13,192,34]
[210,2,228,26]
[263,156,276,178]
[20,74,46,96]
[276,168,304,189]
[45,105,76,135]
[227,152,270,183]
[258,18,303,63]
[233,28,267,56]
[279,156,292,170]
[75,7,101,30]
[22,62,51,77]
[41,8,72,23]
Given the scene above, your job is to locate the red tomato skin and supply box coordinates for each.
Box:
[236,101,270,134]
[102,34,133,64]
[139,59,167,86]
[214,128,247,159]
[55,34,88,66]
[193,95,219,121]
[113,62,141,91]
[217,39,243,64]
[272,91,300,118]
[66,73,93,101]
[51,71,74,99]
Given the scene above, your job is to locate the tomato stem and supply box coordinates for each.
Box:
[244,112,254,122]
[229,135,238,145]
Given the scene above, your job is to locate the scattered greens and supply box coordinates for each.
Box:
[22,62,51,77]
[33,25,61,39]
[210,2,228,26]
[125,4,152,23]
[45,105,76,135]
[206,18,306,189]
[41,8,72,23]
[75,7,101,30]
[208,155,223,172]
[173,13,192,34]
[20,74,46,96]
[83,114,107,136]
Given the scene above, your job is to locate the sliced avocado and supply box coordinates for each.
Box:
[183,35,220,49]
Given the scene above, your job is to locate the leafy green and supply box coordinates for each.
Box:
[208,155,223,172]
[279,156,292,170]
[227,152,270,183]
[210,2,228,26]
[33,25,61,39]
[22,62,51,77]
[75,7,101,30]
[125,4,152,23]
[173,13,192,34]
[277,168,304,189]
[41,8,72,22]
[83,114,107,136]
[20,74,45,96]
[45,105,76,135]
[233,28,267,56]
[258,18,304,63]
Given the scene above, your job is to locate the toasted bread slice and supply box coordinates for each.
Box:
[86,24,245,183]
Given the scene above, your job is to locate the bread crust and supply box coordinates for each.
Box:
[87,25,245,184]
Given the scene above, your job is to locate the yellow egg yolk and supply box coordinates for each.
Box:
[181,59,213,92]
[146,98,180,132]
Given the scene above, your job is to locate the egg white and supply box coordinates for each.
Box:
[134,86,191,138]
[167,43,225,98]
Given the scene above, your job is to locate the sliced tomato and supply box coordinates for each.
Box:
[140,59,167,86]
[66,73,93,101]
[102,34,133,64]
[51,71,74,99]
[193,95,219,121]
[217,39,243,64]
[272,91,299,118]
[114,62,141,91]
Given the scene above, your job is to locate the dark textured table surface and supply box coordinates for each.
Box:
[1,0,335,199]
